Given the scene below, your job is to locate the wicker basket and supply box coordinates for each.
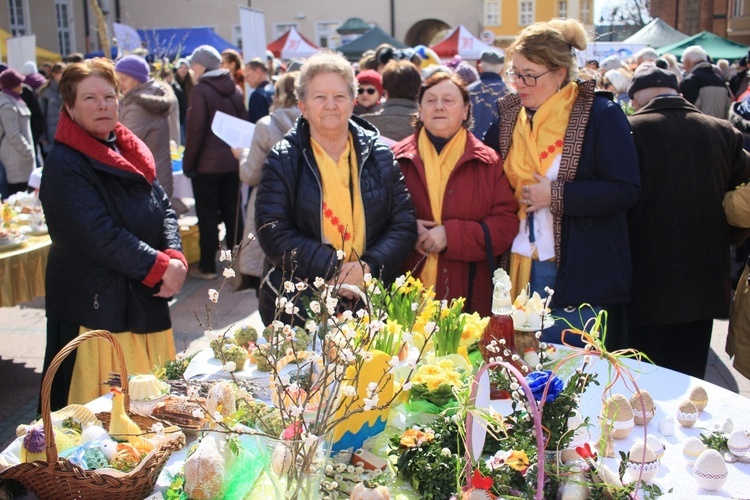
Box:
[0,329,186,500]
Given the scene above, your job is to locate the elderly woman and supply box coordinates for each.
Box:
[255,50,417,325]
[485,19,640,348]
[39,59,187,410]
[393,73,518,316]
[0,68,35,196]
[232,71,301,287]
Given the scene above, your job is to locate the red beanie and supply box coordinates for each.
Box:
[356,70,383,95]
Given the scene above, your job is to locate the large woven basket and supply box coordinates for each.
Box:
[0,329,186,500]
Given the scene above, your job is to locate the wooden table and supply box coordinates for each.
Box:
[0,235,50,307]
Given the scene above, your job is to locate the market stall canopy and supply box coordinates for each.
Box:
[336,17,371,35]
[267,27,319,59]
[657,31,749,61]
[136,27,238,60]
[0,28,61,64]
[431,25,503,60]
[337,26,407,60]
[622,18,688,47]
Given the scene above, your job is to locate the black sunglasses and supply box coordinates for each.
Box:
[358,87,377,95]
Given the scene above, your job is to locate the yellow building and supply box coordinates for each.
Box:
[482,0,595,46]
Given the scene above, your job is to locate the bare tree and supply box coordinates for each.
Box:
[601,0,652,28]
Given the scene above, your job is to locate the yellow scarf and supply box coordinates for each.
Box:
[504,82,578,298]
[312,133,365,262]
[504,81,579,219]
[417,127,467,289]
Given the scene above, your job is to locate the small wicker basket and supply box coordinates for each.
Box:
[0,329,185,500]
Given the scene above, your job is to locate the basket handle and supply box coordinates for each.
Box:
[39,329,130,469]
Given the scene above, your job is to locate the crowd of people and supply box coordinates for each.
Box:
[9,17,750,410]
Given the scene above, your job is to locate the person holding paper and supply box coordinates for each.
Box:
[182,45,246,280]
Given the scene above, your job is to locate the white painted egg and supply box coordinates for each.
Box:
[630,390,656,426]
[625,440,660,482]
[523,349,540,368]
[682,436,707,465]
[677,400,699,427]
[720,418,734,434]
[693,449,728,491]
[658,416,675,437]
[600,394,634,440]
[689,386,708,412]
[568,409,590,444]
[727,430,750,456]
[511,309,527,329]
[646,434,665,460]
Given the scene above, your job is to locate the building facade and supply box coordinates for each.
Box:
[651,0,750,45]
[8,0,594,62]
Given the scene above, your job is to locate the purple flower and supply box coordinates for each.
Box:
[525,370,564,403]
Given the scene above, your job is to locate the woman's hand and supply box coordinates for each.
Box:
[416,222,447,255]
[231,147,245,161]
[523,173,552,213]
[329,261,371,298]
[155,258,188,298]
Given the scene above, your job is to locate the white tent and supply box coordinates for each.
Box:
[431,25,503,60]
[267,26,319,60]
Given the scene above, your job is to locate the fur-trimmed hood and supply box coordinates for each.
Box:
[122,79,176,117]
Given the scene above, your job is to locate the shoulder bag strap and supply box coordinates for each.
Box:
[466,221,495,312]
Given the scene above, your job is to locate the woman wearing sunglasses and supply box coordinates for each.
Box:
[354,69,383,115]
[484,18,640,349]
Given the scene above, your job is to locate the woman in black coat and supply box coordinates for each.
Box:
[255,51,417,325]
[39,59,187,410]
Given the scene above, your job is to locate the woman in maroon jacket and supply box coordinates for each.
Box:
[393,72,518,316]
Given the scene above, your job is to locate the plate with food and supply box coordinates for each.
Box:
[514,315,555,332]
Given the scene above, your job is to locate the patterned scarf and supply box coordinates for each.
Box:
[312,133,365,262]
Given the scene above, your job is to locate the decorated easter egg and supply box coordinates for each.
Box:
[646,434,665,460]
[630,390,656,426]
[658,416,675,436]
[625,440,660,482]
[689,386,708,412]
[677,400,699,427]
[271,442,293,476]
[83,448,108,470]
[693,449,728,491]
[682,436,707,465]
[600,394,634,440]
[727,430,750,456]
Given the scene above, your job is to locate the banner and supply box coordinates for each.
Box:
[7,35,36,71]
[240,6,266,62]
[576,42,647,67]
[113,22,143,54]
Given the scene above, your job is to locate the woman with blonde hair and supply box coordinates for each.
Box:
[485,19,640,348]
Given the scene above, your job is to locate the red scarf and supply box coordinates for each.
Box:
[54,110,156,184]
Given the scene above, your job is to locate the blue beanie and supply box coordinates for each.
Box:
[115,55,150,83]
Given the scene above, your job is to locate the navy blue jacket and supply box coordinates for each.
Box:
[40,126,181,333]
[255,115,417,323]
[486,81,640,307]
[248,81,273,124]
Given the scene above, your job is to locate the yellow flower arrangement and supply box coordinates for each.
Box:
[459,312,489,348]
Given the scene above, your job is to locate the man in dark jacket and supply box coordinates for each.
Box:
[627,67,750,378]
[360,60,421,142]
[467,51,509,140]
[245,58,274,124]
[679,45,732,119]
[183,45,247,279]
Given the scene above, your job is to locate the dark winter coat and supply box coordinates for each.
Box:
[361,98,418,142]
[486,80,641,308]
[40,111,185,333]
[628,95,750,326]
[680,62,732,119]
[38,79,62,153]
[248,80,273,124]
[183,69,245,176]
[394,130,518,316]
[255,115,417,324]
[467,72,510,141]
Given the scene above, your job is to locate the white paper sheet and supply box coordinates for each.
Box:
[211,111,255,149]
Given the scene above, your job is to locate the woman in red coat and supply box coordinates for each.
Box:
[393,72,518,316]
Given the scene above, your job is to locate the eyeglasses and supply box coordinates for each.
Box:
[505,69,552,87]
[358,87,377,95]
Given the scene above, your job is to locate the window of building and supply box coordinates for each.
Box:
[273,23,298,39]
[519,1,534,26]
[316,21,340,49]
[486,0,501,26]
[232,25,242,49]
[56,0,74,56]
[8,0,28,36]
[581,0,591,24]
[684,0,699,34]
[558,1,568,18]
[732,0,743,17]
